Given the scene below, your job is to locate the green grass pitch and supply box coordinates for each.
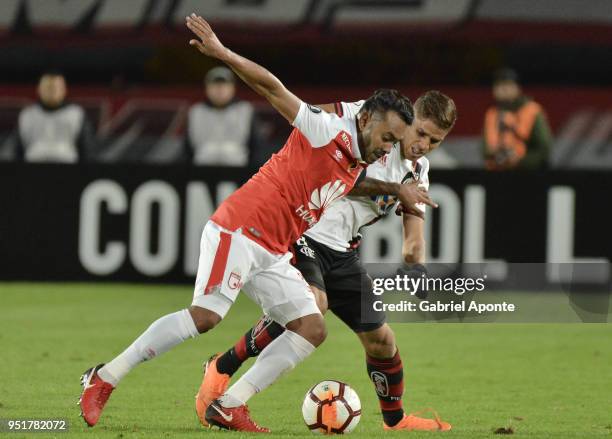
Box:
[1,283,611,438]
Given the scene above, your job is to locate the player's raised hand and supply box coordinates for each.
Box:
[397,180,438,211]
[186,13,226,59]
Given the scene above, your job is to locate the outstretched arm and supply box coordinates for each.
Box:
[402,214,425,264]
[186,14,301,123]
[350,177,437,219]
[398,213,428,299]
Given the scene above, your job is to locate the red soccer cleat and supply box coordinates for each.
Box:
[195,354,230,427]
[205,399,270,433]
[78,364,115,427]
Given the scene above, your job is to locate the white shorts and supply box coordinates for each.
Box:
[192,221,320,326]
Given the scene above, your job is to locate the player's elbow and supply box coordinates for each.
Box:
[257,72,284,99]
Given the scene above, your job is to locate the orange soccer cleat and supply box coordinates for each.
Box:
[384,409,451,432]
[195,354,230,427]
[78,364,115,427]
[205,399,270,433]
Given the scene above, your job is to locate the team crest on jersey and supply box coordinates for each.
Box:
[228,270,242,290]
[296,237,316,259]
[307,104,322,114]
[402,170,420,183]
[405,161,423,183]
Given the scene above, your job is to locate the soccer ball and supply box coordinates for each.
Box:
[302,380,361,434]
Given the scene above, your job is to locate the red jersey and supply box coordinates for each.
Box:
[211,102,366,254]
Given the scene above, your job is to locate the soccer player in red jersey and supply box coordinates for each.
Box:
[195,93,457,432]
[78,14,436,432]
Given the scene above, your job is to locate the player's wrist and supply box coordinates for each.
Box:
[216,46,232,63]
[397,263,428,299]
[389,182,403,196]
[399,262,427,274]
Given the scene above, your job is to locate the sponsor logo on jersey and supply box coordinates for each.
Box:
[295,204,318,227]
[308,180,346,210]
[307,104,322,114]
[340,131,351,149]
[295,180,347,227]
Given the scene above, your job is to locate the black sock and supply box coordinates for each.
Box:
[215,316,285,376]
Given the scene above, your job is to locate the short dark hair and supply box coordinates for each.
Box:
[361,89,414,125]
[414,90,457,131]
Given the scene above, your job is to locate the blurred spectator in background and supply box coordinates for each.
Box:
[184,66,262,167]
[16,70,96,163]
[483,68,553,170]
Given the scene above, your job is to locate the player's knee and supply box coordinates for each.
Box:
[188,306,222,334]
[310,318,328,347]
[311,285,328,314]
[286,313,327,347]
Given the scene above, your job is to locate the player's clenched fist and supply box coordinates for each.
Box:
[186,13,227,59]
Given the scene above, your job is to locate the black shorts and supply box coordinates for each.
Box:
[292,235,386,333]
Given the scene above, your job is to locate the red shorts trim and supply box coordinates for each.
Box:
[204,231,232,295]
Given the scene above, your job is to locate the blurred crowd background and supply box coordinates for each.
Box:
[2,0,612,283]
[2,0,612,170]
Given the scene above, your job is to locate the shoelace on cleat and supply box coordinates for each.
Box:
[407,408,444,429]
